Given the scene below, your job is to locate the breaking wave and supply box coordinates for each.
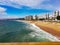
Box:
[0,20,59,42]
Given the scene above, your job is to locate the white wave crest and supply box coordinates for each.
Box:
[28,24,60,42]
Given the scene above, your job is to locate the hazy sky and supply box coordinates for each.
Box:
[0,0,60,18]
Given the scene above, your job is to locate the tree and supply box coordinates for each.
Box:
[57,16,60,20]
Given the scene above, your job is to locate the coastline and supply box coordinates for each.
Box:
[33,21,60,40]
[16,20,60,41]
[31,24,60,41]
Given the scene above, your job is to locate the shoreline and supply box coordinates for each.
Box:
[31,24,60,41]
[16,20,60,41]
[36,25,60,38]
[33,21,60,39]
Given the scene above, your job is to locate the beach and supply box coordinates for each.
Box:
[26,20,60,40]
[0,20,60,45]
[17,20,60,41]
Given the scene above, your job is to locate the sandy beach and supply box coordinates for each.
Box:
[17,20,60,40]
[27,21,60,40]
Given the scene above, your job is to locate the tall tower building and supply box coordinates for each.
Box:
[47,13,49,20]
[54,11,57,20]
[56,11,59,16]
[45,13,49,20]
[35,15,38,20]
[54,11,56,17]
[45,14,47,20]
[54,11,60,20]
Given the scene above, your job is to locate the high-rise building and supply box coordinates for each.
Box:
[47,14,49,20]
[45,13,49,20]
[54,11,60,20]
[54,11,56,17]
[25,16,33,20]
[35,15,38,20]
[56,11,59,16]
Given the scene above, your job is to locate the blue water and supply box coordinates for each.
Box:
[0,20,50,42]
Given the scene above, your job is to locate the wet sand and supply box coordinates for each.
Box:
[29,21,60,40]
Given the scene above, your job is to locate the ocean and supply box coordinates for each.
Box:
[0,20,59,42]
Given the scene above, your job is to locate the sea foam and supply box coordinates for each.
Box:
[30,24,60,42]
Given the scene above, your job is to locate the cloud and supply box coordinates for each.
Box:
[0,7,19,19]
[0,7,7,15]
[11,0,44,7]
[0,0,22,8]
[6,15,20,19]
[0,0,50,9]
[0,0,60,11]
[0,7,7,19]
[0,7,6,11]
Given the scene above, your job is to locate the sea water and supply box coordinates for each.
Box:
[0,20,59,42]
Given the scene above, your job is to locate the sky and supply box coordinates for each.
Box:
[0,0,60,19]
